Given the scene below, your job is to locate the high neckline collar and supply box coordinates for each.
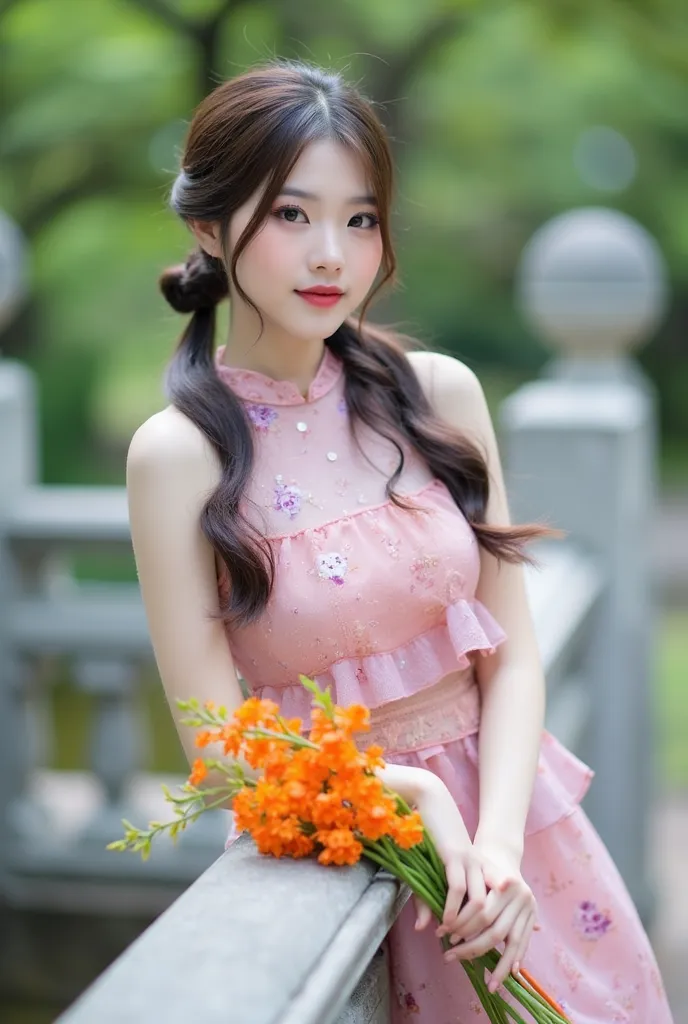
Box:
[214,344,343,406]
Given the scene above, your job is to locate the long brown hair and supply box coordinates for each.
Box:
[160,60,553,628]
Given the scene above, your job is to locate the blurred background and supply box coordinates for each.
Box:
[0,0,686,1021]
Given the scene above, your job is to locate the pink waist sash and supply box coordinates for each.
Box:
[360,667,480,756]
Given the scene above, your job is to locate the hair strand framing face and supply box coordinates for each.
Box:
[159,59,556,629]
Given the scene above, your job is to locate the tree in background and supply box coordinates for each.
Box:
[0,0,686,483]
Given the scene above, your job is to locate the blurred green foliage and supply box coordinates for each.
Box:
[656,608,688,790]
[0,0,687,486]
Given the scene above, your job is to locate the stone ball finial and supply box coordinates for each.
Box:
[0,209,29,336]
[515,207,668,358]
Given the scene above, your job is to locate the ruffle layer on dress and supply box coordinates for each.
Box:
[392,728,594,837]
[251,597,507,721]
[228,596,594,844]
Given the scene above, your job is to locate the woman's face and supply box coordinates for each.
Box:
[222,139,384,343]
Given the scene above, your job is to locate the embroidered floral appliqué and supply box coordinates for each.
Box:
[317,552,349,585]
[273,477,301,519]
[573,900,613,940]
[246,404,278,432]
[409,554,439,591]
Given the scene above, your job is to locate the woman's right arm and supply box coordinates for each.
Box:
[126,405,254,806]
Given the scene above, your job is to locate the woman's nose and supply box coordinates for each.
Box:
[309,227,344,273]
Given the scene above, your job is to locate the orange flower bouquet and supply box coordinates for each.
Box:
[108,676,569,1024]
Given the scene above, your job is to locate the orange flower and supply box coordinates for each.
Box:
[308,708,336,743]
[253,822,315,859]
[317,731,364,774]
[262,746,293,783]
[281,716,304,735]
[363,744,385,770]
[189,758,208,787]
[315,828,363,866]
[232,787,262,833]
[234,697,280,728]
[219,723,242,758]
[388,811,425,849]
[157,680,566,1024]
[354,794,399,841]
[334,703,370,736]
[285,748,330,788]
[214,681,427,868]
[242,737,281,769]
[311,791,356,830]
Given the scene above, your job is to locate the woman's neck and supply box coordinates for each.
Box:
[220,311,328,397]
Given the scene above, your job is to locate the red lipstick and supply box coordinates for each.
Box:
[295,286,344,308]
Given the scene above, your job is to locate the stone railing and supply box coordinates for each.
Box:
[0,208,667,1021]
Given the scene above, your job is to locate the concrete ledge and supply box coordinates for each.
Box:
[56,835,406,1024]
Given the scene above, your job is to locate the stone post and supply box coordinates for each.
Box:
[0,211,37,867]
[501,208,668,924]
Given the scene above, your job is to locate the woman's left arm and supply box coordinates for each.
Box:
[410,350,546,860]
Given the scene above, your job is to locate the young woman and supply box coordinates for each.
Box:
[126,60,674,1022]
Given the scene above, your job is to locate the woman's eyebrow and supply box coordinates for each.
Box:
[278,187,377,205]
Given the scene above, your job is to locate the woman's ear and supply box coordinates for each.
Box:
[188,218,224,259]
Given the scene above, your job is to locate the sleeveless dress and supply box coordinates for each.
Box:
[214,344,673,1024]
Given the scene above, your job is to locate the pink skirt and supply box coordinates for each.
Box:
[385,731,674,1023]
[226,671,674,1023]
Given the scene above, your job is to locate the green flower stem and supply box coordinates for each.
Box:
[373,848,565,1023]
[500,979,565,1024]
[376,837,564,1021]
[243,726,320,749]
[162,787,225,806]
[493,964,568,1022]
[361,845,441,915]
[422,833,447,884]
[378,837,445,915]
[398,841,440,885]
[487,995,530,1024]
[463,961,508,1024]
[398,854,446,916]
[361,843,444,920]
[109,791,232,854]
[465,960,562,1024]
[404,839,447,894]
[471,949,568,1022]
[387,791,412,816]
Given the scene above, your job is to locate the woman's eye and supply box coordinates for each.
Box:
[349,212,379,229]
[273,206,379,228]
[274,205,307,223]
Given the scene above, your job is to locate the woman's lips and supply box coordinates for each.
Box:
[295,291,343,308]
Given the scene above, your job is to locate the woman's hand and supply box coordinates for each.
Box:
[441,839,538,993]
[409,773,488,940]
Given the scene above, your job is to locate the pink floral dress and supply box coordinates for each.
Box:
[215,344,674,1023]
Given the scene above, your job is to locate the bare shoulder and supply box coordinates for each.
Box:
[128,404,215,466]
[127,405,221,494]
[406,349,485,426]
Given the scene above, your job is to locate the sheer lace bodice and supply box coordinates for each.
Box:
[214,344,506,721]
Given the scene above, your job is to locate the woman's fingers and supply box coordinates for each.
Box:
[488,907,534,992]
[512,910,536,974]
[444,897,523,964]
[413,894,433,932]
[445,885,506,947]
[445,860,488,940]
[439,858,468,934]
